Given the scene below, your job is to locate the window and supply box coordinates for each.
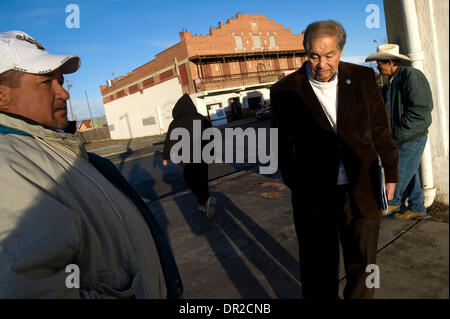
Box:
[142,116,156,126]
[234,35,243,50]
[269,35,277,48]
[128,84,139,95]
[252,35,261,49]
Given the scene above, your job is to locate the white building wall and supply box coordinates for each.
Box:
[195,88,270,114]
[105,77,183,139]
[384,0,449,204]
[190,95,209,117]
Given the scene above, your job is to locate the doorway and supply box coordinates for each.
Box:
[228,97,243,121]
[247,96,262,110]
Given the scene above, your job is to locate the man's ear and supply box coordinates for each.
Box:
[0,84,11,110]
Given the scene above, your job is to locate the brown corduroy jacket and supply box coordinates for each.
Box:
[270,61,399,218]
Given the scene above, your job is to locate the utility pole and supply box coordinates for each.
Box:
[371,39,378,70]
[84,90,95,128]
[65,77,75,121]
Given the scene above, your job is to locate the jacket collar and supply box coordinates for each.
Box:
[294,61,356,134]
[336,62,356,134]
[0,111,88,159]
[389,64,405,86]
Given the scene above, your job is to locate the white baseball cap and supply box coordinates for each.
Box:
[0,30,80,75]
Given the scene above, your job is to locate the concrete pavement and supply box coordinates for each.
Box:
[84,118,449,299]
[148,169,449,299]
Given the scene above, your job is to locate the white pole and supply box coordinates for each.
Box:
[156,105,164,135]
[400,0,436,207]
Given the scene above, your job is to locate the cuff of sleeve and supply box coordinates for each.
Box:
[384,170,399,183]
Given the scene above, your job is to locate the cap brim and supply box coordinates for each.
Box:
[14,54,80,75]
[365,52,411,62]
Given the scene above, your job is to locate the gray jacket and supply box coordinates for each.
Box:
[0,112,168,298]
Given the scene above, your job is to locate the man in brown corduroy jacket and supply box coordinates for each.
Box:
[270,20,399,299]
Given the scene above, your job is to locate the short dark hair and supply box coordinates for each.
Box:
[303,20,347,53]
[0,70,24,88]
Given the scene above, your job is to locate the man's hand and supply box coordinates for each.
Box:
[386,182,396,201]
[162,159,168,166]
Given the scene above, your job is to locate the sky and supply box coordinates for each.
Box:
[1,0,388,121]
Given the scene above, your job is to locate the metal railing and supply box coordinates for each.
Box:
[197,69,292,91]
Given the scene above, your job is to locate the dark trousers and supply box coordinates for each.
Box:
[183,163,210,206]
[291,185,380,299]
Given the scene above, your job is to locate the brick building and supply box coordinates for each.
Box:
[100,13,306,139]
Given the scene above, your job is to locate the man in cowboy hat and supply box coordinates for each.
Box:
[271,20,398,299]
[0,31,182,298]
[366,44,433,220]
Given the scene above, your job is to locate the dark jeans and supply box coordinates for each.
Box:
[389,135,427,213]
[183,163,210,206]
[291,185,380,299]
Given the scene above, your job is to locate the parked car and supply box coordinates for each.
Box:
[255,103,271,120]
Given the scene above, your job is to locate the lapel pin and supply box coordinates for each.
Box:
[346,79,351,84]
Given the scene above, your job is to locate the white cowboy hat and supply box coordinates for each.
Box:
[365,43,411,62]
[0,30,80,75]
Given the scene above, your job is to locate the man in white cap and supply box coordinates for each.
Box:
[366,44,433,220]
[0,31,183,298]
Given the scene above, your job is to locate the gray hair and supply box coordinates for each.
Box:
[303,20,347,53]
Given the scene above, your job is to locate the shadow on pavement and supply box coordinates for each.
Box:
[117,140,133,173]
[211,192,302,298]
[169,191,271,298]
[158,167,302,298]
